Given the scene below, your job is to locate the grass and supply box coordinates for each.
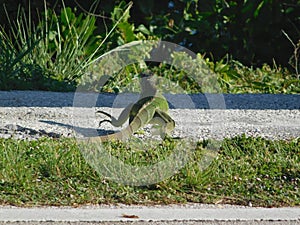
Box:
[0,135,299,207]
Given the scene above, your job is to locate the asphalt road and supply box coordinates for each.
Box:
[1,91,300,109]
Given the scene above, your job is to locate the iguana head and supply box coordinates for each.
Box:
[139,72,157,97]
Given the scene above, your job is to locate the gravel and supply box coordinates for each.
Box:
[0,91,299,140]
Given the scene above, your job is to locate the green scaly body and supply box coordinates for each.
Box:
[87,73,175,143]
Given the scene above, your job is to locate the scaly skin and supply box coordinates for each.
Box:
[86,73,175,143]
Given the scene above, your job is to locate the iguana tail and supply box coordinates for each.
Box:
[88,124,135,143]
[85,105,154,143]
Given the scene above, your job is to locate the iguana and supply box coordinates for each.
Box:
[86,73,175,143]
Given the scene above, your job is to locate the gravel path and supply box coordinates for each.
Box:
[0,91,299,140]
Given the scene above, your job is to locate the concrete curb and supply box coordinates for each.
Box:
[1,205,299,223]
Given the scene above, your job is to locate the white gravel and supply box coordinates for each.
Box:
[0,91,299,140]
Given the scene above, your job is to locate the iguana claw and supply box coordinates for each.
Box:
[97,110,113,127]
[98,119,111,127]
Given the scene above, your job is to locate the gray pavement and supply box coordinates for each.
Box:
[0,204,299,224]
[0,91,300,109]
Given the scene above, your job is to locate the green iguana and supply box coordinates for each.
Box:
[86,73,175,143]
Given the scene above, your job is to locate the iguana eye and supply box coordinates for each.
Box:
[140,73,149,78]
[139,71,154,78]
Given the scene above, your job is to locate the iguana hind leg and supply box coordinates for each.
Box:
[150,110,175,139]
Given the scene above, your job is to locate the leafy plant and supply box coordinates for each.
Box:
[207,57,300,94]
[105,0,156,47]
[38,5,101,83]
[0,0,134,91]
[1,0,299,93]
[0,26,41,90]
[282,30,300,79]
[126,0,300,67]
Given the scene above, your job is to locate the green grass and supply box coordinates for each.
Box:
[0,135,299,207]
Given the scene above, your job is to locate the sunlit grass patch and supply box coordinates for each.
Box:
[0,135,298,207]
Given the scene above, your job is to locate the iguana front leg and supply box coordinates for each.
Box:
[97,103,134,127]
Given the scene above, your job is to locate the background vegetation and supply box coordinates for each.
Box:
[0,0,299,92]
